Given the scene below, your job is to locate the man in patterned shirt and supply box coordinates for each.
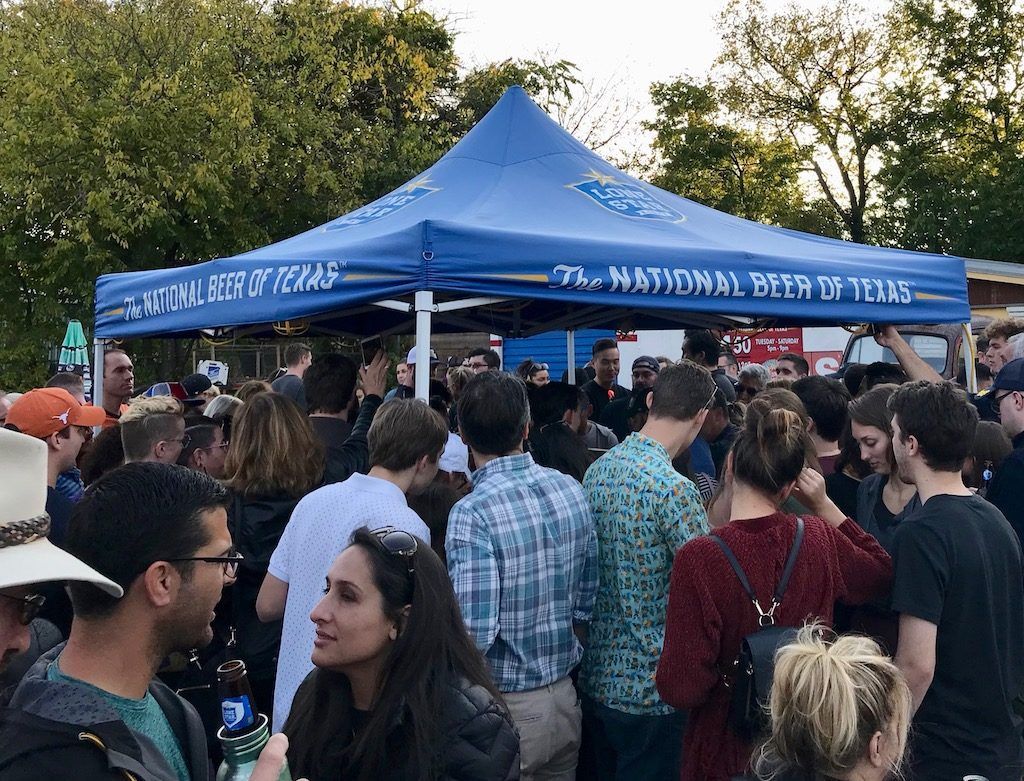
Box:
[579,360,716,779]
[447,372,598,780]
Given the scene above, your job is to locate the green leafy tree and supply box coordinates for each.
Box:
[716,0,895,243]
[646,78,832,230]
[0,0,463,386]
[878,0,1024,261]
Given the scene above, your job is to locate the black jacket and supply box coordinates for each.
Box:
[0,644,210,781]
[320,393,382,485]
[291,673,520,781]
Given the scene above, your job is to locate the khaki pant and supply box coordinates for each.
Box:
[504,676,582,781]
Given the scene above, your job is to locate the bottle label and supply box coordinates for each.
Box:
[221,695,256,731]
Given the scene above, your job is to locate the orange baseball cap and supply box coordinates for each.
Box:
[7,387,107,439]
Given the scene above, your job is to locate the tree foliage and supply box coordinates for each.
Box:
[877,0,1024,261]
[714,0,895,243]
[646,78,837,232]
[0,0,572,387]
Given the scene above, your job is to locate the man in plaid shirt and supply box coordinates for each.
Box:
[447,371,598,780]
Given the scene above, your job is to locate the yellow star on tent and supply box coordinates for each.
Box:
[404,177,434,193]
[581,169,618,186]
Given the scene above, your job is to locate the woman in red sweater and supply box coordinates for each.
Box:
[656,398,893,781]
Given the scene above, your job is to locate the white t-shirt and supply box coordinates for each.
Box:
[267,472,430,731]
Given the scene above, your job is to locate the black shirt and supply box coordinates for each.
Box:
[891,493,1024,780]
[581,380,628,422]
[824,471,860,520]
[985,431,1024,546]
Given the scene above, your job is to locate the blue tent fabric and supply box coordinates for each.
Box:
[95,86,970,339]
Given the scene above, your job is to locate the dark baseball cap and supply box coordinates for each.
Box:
[992,358,1024,392]
[632,356,661,374]
[181,373,213,398]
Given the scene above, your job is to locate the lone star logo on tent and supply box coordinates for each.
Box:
[568,170,685,223]
[326,178,441,230]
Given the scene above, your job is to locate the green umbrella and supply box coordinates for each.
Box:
[57,319,93,402]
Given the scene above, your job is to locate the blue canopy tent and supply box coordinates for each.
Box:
[94,86,970,398]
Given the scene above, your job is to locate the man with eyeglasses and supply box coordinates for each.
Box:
[120,395,188,465]
[467,347,501,374]
[982,358,1024,545]
[579,362,716,779]
[177,421,230,479]
[0,461,235,781]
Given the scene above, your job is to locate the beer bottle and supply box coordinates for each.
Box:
[217,659,259,736]
[215,659,291,781]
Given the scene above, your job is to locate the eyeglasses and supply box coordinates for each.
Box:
[370,527,418,576]
[201,441,230,452]
[167,547,243,578]
[0,592,46,626]
[737,385,759,397]
[468,361,489,369]
[166,434,192,449]
[701,387,719,411]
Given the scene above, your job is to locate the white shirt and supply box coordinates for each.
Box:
[267,472,430,731]
[438,430,471,479]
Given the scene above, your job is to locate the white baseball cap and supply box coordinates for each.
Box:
[406,346,440,366]
[0,428,122,597]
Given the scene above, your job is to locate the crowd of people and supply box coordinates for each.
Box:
[1,320,1024,781]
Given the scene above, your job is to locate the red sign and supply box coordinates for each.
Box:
[727,328,804,365]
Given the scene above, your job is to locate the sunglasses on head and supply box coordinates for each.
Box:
[371,527,418,577]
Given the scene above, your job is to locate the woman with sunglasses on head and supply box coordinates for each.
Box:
[283,527,519,781]
[515,358,550,387]
[656,395,892,781]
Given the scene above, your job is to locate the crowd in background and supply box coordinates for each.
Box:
[1,320,1024,781]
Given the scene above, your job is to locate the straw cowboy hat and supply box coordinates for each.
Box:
[0,427,122,596]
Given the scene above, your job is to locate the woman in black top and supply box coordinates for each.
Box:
[849,385,919,553]
[284,527,519,781]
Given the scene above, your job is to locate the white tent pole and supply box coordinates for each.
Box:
[415,290,433,400]
[566,329,576,385]
[92,338,105,427]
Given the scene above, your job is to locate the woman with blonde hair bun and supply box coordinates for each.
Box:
[752,625,912,781]
[656,395,893,781]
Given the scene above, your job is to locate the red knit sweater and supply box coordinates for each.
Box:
[655,512,892,781]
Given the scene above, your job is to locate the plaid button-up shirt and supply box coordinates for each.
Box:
[447,451,598,693]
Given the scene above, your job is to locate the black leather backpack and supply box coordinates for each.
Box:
[711,517,805,742]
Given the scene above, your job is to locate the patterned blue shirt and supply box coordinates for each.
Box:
[446,452,598,693]
[579,433,709,715]
[55,467,85,504]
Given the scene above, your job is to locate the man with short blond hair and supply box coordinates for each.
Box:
[120,396,186,465]
[258,398,445,730]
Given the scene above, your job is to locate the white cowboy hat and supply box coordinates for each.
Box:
[0,428,122,596]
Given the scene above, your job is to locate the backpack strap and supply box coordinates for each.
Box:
[772,516,805,605]
[710,516,805,627]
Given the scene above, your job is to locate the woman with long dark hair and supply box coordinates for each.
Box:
[849,384,918,552]
[284,527,519,781]
[656,396,892,781]
[220,392,325,715]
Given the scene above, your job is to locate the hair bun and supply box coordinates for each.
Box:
[756,407,804,444]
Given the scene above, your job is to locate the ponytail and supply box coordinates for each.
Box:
[753,625,911,780]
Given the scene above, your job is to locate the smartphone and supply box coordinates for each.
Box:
[360,335,384,366]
